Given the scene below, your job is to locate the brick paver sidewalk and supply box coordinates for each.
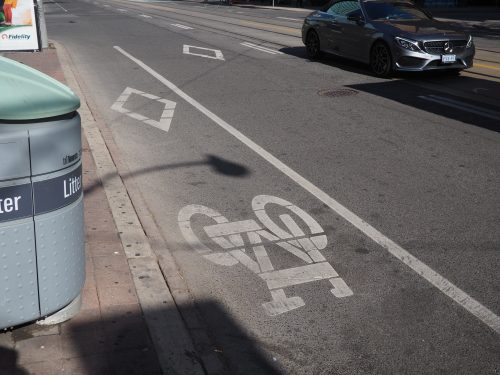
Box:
[0,48,162,375]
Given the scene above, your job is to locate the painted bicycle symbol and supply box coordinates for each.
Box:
[178,195,353,316]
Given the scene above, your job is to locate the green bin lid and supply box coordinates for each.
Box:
[0,56,80,121]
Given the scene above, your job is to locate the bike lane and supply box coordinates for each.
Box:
[46,2,500,373]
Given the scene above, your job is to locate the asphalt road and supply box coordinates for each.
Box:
[46,0,500,373]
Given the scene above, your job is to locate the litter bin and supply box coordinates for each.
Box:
[0,56,84,329]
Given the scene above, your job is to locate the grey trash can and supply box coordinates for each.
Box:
[0,56,84,330]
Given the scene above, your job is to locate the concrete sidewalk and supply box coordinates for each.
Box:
[0,46,208,375]
[0,47,163,375]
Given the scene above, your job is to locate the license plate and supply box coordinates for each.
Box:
[441,54,456,63]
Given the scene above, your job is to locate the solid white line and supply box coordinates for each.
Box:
[276,16,301,21]
[419,96,500,121]
[172,23,194,30]
[427,95,500,117]
[113,45,500,335]
[241,42,283,55]
[426,95,500,120]
[241,43,277,55]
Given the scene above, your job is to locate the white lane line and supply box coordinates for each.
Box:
[103,4,110,7]
[113,45,500,335]
[172,23,194,30]
[117,8,127,12]
[139,14,152,18]
[241,42,283,55]
[419,95,500,121]
[276,16,301,21]
[52,0,68,12]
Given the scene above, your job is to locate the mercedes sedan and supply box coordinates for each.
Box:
[302,0,475,77]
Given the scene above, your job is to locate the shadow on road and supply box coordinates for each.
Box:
[280,45,500,133]
[280,46,376,77]
[347,77,500,133]
[83,154,250,195]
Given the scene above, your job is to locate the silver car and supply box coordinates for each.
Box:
[302,0,475,77]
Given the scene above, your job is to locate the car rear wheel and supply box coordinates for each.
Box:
[306,30,321,59]
[370,42,392,77]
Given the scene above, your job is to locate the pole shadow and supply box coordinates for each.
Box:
[83,154,251,195]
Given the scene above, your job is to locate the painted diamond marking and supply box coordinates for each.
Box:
[183,45,225,60]
[111,87,177,132]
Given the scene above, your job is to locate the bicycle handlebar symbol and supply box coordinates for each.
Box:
[178,195,353,316]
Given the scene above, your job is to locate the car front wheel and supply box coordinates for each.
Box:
[306,30,321,59]
[370,42,392,77]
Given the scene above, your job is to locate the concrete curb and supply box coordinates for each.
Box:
[54,41,208,375]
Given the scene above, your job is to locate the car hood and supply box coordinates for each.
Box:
[372,19,468,40]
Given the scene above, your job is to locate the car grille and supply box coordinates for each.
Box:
[423,40,467,55]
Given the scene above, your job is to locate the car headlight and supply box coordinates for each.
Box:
[466,35,473,48]
[395,37,421,52]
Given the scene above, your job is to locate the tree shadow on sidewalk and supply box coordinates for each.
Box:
[0,301,284,375]
[0,347,29,375]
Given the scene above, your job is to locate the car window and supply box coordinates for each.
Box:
[327,0,361,16]
[363,1,431,21]
[347,8,363,18]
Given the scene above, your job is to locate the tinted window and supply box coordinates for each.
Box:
[347,8,363,18]
[363,2,430,20]
[327,0,361,16]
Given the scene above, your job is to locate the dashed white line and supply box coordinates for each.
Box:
[172,23,194,30]
[241,42,283,55]
[419,94,500,121]
[140,14,152,18]
[113,45,500,335]
[277,16,301,21]
[117,8,127,12]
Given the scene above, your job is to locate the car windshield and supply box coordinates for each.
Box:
[363,1,431,21]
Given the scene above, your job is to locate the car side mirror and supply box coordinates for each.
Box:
[347,14,365,24]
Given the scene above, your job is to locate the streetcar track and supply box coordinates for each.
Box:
[475,58,500,65]
[110,0,302,37]
[96,0,299,51]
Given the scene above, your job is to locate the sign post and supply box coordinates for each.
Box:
[0,0,41,51]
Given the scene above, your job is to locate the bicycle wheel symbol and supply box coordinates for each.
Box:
[178,195,353,316]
